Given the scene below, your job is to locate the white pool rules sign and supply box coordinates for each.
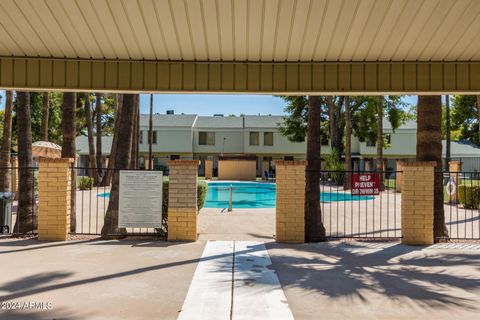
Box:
[118,171,163,228]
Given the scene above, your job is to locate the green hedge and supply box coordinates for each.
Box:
[162,180,208,214]
[78,176,94,190]
[458,185,479,209]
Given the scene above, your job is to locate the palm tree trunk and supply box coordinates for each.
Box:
[148,94,153,170]
[101,94,135,238]
[62,92,77,233]
[102,94,123,186]
[84,93,97,182]
[15,92,35,234]
[344,96,352,189]
[0,91,13,192]
[445,95,451,171]
[130,94,139,169]
[40,92,49,141]
[305,96,326,242]
[476,96,480,144]
[417,95,446,240]
[135,94,140,168]
[95,93,103,184]
[376,96,384,190]
[327,96,336,151]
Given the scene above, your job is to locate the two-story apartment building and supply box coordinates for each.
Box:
[76,114,480,175]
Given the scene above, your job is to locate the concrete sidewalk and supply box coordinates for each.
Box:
[198,208,275,241]
[0,238,205,320]
[267,241,480,320]
[1,238,480,319]
[178,241,294,320]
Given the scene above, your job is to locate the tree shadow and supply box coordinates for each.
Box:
[265,241,480,310]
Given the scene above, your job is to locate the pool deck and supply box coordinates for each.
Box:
[198,208,275,241]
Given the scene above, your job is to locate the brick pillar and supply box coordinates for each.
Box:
[205,160,213,180]
[38,158,74,241]
[275,160,306,243]
[396,161,403,193]
[448,161,462,203]
[167,160,199,241]
[401,161,436,245]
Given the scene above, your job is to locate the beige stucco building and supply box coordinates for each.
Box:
[76,115,480,176]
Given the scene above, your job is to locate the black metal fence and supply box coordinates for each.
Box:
[318,170,401,239]
[443,171,480,240]
[72,167,166,237]
[0,166,38,235]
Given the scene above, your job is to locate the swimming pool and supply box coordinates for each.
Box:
[204,182,374,209]
[97,182,375,208]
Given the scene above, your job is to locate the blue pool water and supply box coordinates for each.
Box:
[97,182,375,208]
[204,182,374,209]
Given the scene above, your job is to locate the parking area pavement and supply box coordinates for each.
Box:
[0,238,205,320]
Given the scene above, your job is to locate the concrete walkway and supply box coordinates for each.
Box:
[178,241,294,320]
[198,208,275,241]
[267,241,480,320]
[0,238,205,320]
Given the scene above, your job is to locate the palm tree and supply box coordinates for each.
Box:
[40,92,49,141]
[149,94,153,170]
[84,93,97,182]
[95,93,103,183]
[102,94,135,238]
[15,92,35,233]
[344,96,352,189]
[102,94,123,186]
[445,95,451,171]
[62,92,77,233]
[476,96,480,144]
[130,94,140,169]
[0,91,13,192]
[376,96,384,190]
[305,96,326,242]
[417,95,446,240]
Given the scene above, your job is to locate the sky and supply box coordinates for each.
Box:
[0,90,418,115]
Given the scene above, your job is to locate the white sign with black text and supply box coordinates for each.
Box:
[118,170,163,228]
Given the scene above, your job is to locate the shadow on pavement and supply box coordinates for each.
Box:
[265,241,480,311]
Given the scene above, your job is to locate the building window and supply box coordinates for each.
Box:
[284,156,294,161]
[170,155,180,160]
[139,131,143,144]
[199,132,215,145]
[321,138,329,146]
[366,138,375,147]
[250,132,259,146]
[264,132,274,146]
[148,131,157,144]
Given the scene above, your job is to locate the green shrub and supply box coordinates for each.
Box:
[197,181,208,210]
[324,148,345,184]
[458,185,479,209]
[78,176,94,190]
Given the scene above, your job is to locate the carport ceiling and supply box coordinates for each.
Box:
[1,0,479,63]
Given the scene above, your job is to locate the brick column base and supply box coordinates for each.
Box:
[38,158,74,241]
[401,161,436,245]
[167,160,199,241]
[275,160,306,243]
